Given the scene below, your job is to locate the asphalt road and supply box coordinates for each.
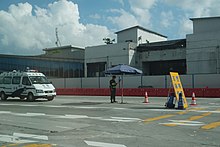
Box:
[0,96,220,147]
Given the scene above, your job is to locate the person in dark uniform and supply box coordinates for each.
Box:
[109,75,117,103]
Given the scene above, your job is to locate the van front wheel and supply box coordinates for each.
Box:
[1,92,7,101]
[27,93,35,102]
[47,96,54,101]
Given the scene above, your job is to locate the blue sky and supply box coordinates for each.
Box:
[0,0,220,55]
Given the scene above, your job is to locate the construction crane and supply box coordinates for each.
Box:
[55,27,61,47]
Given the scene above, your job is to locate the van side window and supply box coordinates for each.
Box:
[12,76,21,84]
[3,76,12,84]
[22,77,31,86]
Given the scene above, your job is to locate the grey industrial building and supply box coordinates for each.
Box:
[85,16,220,77]
[0,45,84,78]
[0,16,219,78]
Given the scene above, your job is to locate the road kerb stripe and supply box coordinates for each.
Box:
[143,109,194,123]
[201,121,220,130]
[163,112,212,127]
[188,112,211,121]
[143,114,175,123]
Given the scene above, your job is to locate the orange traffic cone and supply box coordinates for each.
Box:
[143,91,149,103]
[190,92,197,106]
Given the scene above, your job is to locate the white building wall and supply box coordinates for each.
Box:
[117,27,167,45]
[137,29,167,44]
[192,17,220,34]
[85,42,137,77]
[186,17,220,74]
[141,48,186,62]
[117,29,137,44]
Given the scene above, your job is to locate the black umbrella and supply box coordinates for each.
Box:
[105,64,143,103]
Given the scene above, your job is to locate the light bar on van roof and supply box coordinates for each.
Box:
[27,69,38,72]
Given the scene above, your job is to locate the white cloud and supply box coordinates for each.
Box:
[160,11,174,28]
[164,0,220,17]
[0,0,112,55]
[128,0,157,26]
[178,17,193,38]
[163,0,220,37]
[107,0,157,30]
[89,13,101,19]
[107,9,138,29]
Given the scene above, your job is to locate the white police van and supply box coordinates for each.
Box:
[0,69,56,101]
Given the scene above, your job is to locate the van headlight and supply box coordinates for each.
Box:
[36,89,44,93]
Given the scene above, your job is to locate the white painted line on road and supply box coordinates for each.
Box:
[0,134,36,143]
[193,110,220,113]
[111,117,141,121]
[0,111,11,114]
[26,113,46,116]
[99,118,137,122]
[13,133,48,140]
[75,106,105,109]
[98,117,141,122]
[44,105,67,108]
[160,120,205,126]
[0,104,14,106]
[13,113,46,116]
[160,122,205,126]
[113,108,127,110]
[0,111,141,122]
[168,120,203,123]
[52,114,89,119]
[84,140,127,147]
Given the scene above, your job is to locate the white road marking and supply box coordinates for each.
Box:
[194,110,220,113]
[0,111,141,122]
[160,122,205,126]
[113,108,127,110]
[52,114,88,119]
[13,113,46,116]
[84,140,127,147]
[75,106,105,109]
[0,111,11,114]
[1,103,220,114]
[26,113,46,116]
[160,120,205,126]
[0,112,46,117]
[111,117,141,121]
[94,117,141,122]
[0,134,36,144]
[44,105,67,108]
[13,133,48,140]
[168,120,203,123]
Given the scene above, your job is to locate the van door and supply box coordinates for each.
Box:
[21,76,32,96]
[11,76,22,97]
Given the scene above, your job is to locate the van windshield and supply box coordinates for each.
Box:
[29,76,50,84]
